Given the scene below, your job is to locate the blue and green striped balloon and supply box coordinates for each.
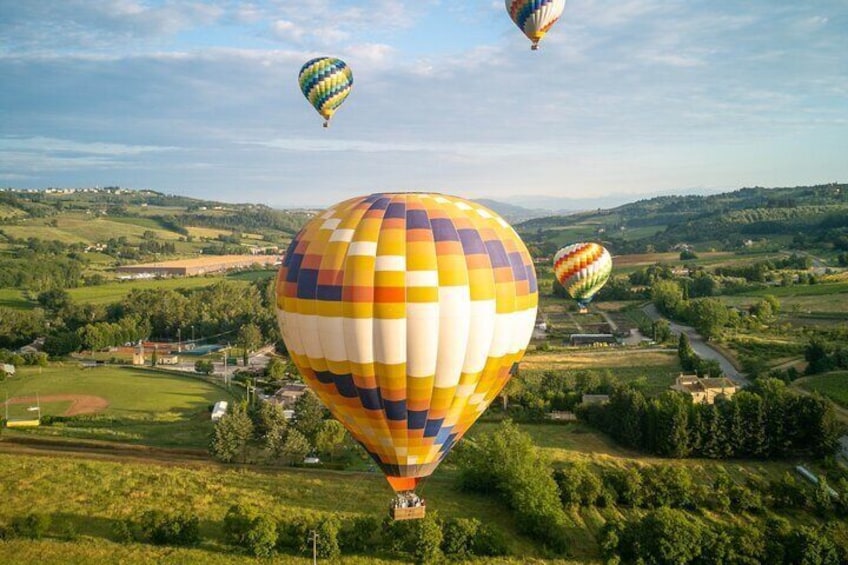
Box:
[298,57,353,127]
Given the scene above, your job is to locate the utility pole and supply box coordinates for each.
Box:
[310,530,318,565]
[177,328,181,353]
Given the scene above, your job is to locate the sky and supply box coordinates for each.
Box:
[1,1,846,209]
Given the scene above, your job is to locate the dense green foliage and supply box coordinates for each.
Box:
[518,183,848,255]
[456,421,569,553]
[580,380,841,459]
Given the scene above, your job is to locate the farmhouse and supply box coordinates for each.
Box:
[271,383,309,408]
[671,374,738,405]
[115,254,279,277]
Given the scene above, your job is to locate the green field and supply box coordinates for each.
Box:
[0,418,815,564]
[0,450,562,564]
[521,348,681,394]
[0,287,31,309]
[1,366,235,447]
[2,215,182,244]
[67,276,248,305]
[797,371,848,408]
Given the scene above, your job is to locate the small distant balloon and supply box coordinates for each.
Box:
[553,242,612,311]
[298,57,353,127]
[505,0,567,50]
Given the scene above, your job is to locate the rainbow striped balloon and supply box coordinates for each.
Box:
[505,0,567,50]
[276,193,538,493]
[553,242,612,309]
[298,57,353,127]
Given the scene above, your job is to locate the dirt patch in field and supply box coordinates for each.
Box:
[4,395,109,416]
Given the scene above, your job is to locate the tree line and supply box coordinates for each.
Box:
[580,379,840,460]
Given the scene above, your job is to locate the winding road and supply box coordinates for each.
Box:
[643,303,749,386]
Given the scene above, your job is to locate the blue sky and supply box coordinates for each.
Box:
[1,1,846,208]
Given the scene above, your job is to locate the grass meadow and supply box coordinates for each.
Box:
[0,287,30,309]
[0,416,814,564]
[521,348,680,394]
[66,276,249,305]
[797,371,848,408]
[2,214,182,244]
[2,366,234,448]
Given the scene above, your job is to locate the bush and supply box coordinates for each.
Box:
[138,510,200,546]
[223,504,254,546]
[441,518,479,557]
[384,514,443,564]
[112,519,136,543]
[340,514,382,554]
[10,513,51,539]
[245,516,278,558]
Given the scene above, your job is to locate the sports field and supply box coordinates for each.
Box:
[1,366,235,448]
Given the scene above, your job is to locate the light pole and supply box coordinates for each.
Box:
[177,328,181,353]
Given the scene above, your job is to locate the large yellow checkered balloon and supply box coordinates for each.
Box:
[275,193,538,493]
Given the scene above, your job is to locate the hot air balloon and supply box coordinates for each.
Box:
[298,57,353,127]
[275,193,538,518]
[553,242,612,313]
[505,0,567,50]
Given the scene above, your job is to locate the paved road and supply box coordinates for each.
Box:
[643,303,749,386]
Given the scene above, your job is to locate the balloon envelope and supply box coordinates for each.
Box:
[505,0,566,49]
[298,57,353,126]
[275,193,538,492]
[553,242,612,307]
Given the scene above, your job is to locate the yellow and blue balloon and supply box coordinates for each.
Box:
[298,57,353,127]
[275,193,538,494]
[505,0,567,50]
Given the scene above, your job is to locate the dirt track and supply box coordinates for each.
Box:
[3,394,109,416]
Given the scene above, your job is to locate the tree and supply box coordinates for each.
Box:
[690,298,729,340]
[43,331,82,357]
[210,405,254,463]
[245,516,278,558]
[678,333,697,372]
[456,420,569,552]
[37,288,71,313]
[138,510,200,547]
[314,515,341,560]
[254,401,288,442]
[194,359,214,375]
[315,419,347,460]
[622,508,704,564]
[281,428,312,465]
[293,391,325,443]
[339,515,382,554]
[649,392,691,458]
[651,319,671,343]
[441,518,480,558]
[265,356,287,380]
[237,323,263,367]
[652,279,685,317]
